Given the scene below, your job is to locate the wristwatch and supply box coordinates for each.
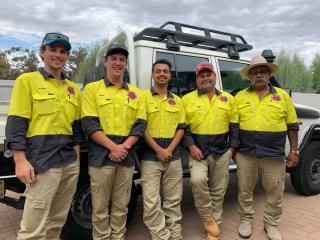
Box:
[291,150,300,155]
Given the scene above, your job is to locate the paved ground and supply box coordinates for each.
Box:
[1,174,320,240]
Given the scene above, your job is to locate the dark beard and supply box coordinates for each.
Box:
[198,86,214,94]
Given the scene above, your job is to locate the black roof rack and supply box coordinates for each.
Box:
[134,21,253,54]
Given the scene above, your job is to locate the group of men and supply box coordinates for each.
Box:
[6,32,299,240]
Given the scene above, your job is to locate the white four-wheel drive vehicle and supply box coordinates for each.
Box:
[1,21,320,240]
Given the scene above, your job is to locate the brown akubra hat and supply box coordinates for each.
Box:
[240,55,278,79]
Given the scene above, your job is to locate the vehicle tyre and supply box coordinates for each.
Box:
[290,142,320,195]
[60,182,138,240]
[61,184,92,240]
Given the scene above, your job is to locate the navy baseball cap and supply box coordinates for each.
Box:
[105,44,129,58]
[41,32,71,50]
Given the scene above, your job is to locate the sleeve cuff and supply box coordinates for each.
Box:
[81,116,103,136]
[287,123,299,131]
[129,119,147,136]
[229,123,240,148]
[177,123,188,130]
[5,116,28,150]
[182,125,195,147]
[72,120,85,144]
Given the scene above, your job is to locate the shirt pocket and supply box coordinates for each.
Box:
[124,100,138,125]
[146,104,160,130]
[33,93,56,115]
[268,102,286,121]
[216,103,231,124]
[97,98,113,119]
[237,102,252,121]
[186,104,205,126]
[65,96,78,120]
[166,106,180,126]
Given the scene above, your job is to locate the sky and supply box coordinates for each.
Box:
[0,0,319,66]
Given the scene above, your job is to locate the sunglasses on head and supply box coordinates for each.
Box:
[43,33,69,42]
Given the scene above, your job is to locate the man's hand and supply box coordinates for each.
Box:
[286,152,299,168]
[188,144,204,161]
[156,148,172,162]
[14,156,35,184]
[108,144,128,162]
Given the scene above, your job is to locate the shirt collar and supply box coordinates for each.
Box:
[247,84,277,94]
[150,87,174,98]
[197,88,221,96]
[104,76,129,90]
[39,67,66,80]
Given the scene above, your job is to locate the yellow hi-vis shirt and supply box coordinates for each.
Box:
[6,68,82,172]
[141,88,187,161]
[235,86,299,158]
[182,89,239,158]
[81,78,146,167]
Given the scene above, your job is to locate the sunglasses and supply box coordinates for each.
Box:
[249,69,269,76]
[43,33,69,43]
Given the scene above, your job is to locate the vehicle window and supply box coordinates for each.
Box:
[175,55,208,96]
[218,59,250,95]
[155,52,177,93]
[156,52,208,96]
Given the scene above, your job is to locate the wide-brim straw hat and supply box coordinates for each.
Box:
[240,55,279,79]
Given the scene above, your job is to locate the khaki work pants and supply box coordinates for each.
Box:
[17,159,79,240]
[236,152,286,226]
[141,159,183,240]
[189,150,231,224]
[89,165,134,240]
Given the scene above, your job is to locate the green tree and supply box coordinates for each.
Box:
[275,49,313,92]
[5,47,39,79]
[0,49,11,79]
[312,53,320,93]
[74,41,106,83]
[65,47,88,80]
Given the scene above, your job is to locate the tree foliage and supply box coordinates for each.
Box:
[311,53,320,93]
[0,46,88,81]
[65,47,88,80]
[0,47,39,79]
[275,49,313,93]
[74,40,107,83]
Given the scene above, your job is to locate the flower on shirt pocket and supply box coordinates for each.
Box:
[33,93,56,115]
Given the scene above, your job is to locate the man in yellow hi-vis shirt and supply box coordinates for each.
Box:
[81,44,146,240]
[182,61,239,240]
[6,32,83,239]
[235,55,299,240]
[141,59,186,240]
